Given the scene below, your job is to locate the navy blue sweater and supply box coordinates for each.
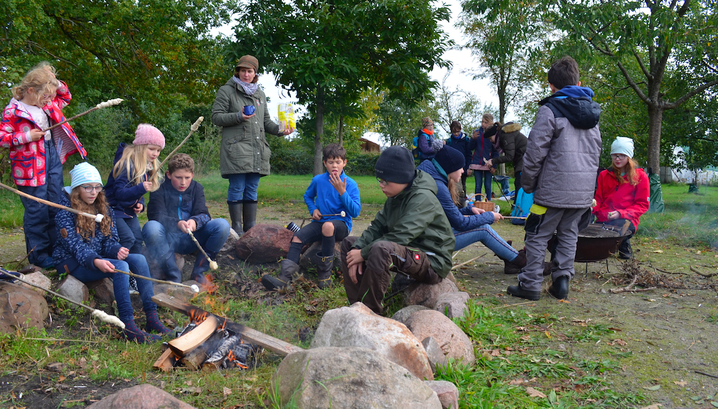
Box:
[147,177,211,235]
[417,160,495,231]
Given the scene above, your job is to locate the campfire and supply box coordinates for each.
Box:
[151,293,303,372]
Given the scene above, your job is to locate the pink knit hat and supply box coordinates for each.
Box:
[133,124,165,149]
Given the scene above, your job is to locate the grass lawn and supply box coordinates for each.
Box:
[0,173,716,408]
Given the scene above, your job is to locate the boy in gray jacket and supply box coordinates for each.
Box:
[507,56,602,301]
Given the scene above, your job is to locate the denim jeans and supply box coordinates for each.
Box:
[69,254,156,323]
[19,138,63,265]
[453,225,518,261]
[227,173,261,202]
[143,219,230,259]
[474,170,492,199]
[115,215,144,254]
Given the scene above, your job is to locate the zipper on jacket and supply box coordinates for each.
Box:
[178,194,183,220]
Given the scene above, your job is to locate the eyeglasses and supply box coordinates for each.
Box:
[80,185,103,193]
[376,178,389,187]
[611,154,628,160]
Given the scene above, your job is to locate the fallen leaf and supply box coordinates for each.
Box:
[223,387,232,397]
[711,402,718,408]
[674,381,688,387]
[545,331,551,339]
[509,379,524,385]
[526,387,547,398]
[644,385,661,391]
[491,349,501,356]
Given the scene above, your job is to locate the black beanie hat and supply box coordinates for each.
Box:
[434,145,465,174]
[375,146,416,184]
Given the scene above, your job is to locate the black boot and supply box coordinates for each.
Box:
[618,238,633,259]
[314,252,334,289]
[261,259,299,291]
[503,248,526,275]
[191,251,217,285]
[243,201,258,232]
[163,252,182,283]
[507,282,540,301]
[548,275,569,300]
[228,201,243,235]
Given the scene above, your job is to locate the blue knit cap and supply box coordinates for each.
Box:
[69,162,103,190]
[611,137,634,158]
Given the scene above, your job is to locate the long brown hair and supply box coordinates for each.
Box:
[612,158,639,186]
[70,189,113,239]
[449,180,462,206]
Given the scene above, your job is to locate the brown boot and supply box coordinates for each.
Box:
[503,248,526,274]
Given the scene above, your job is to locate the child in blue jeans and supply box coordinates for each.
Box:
[143,154,230,284]
[53,162,170,343]
[261,144,361,291]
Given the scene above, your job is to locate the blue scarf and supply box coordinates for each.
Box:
[232,76,259,96]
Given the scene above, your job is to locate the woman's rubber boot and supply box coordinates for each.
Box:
[261,259,299,291]
[228,201,243,236]
[122,317,161,344]
[503,248,526,274]
[163,252,182,283]
[145,309,172,335]
[190,251,217,285]
[315,252,334,289]
[243,201,258,233]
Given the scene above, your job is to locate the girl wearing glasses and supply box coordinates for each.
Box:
[0,62,86,268]
[53,163,171,343]
[593,137,649,259]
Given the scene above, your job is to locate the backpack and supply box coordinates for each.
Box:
[412,134,430,159]
[510,187,534,225]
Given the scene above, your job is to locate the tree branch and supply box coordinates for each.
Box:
[632,50,652,81]
[616,61,651,104]
[664,78,718,109]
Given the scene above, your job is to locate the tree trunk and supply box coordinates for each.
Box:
[647,103,663,176]
[314,86,325,176]
[338,114,344,147]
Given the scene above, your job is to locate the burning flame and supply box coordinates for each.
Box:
[226,350,248,369]
[189,309,208,324]
[200,274,218,294]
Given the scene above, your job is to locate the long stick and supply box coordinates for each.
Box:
[451,253,487,270]
[0,270,124,329]
[0,182,103,223]
[112,268,199,292]
[41,99,123,132]
[156,117,204,172]
[187,231,218,270]
[503,216,527,220]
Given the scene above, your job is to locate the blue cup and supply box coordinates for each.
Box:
[243,105,255,116]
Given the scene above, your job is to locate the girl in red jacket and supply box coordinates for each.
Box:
[0,62,86,268]
[593,137,649,259]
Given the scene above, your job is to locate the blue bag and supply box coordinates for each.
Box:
[511,187,533,225]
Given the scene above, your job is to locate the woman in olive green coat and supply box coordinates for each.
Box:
[211,55,293,234]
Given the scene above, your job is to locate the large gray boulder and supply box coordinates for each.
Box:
[0,282,48,334]
[234,224,294,263]
[434,292,470,319]
[86,384,195,408]
[405,279,459,308]
[391,305,430,326]
[273,347,442,409]
[311,302,433,380]
[405,310,475,366]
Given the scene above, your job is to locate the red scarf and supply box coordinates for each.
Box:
[422,128,434,135]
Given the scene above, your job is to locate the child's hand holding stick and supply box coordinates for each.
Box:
[0,182,103,223]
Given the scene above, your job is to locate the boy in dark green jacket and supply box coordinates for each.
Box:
[341,146,455,315]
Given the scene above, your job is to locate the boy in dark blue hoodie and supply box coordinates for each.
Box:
[262,143,361,291]
[507,56,602,301]
[143,154,230,284]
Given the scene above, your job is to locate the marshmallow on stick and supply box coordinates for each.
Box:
[42,98,123,132]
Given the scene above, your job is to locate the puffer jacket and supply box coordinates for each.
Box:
[593,167,650,230]
[521,86,602,208]
[211,78,282,177]
[105,143,148,219]
[53,193,123,274]
[417,160,495,231]
[493,122,527,172]
[0,81,86,187]
[352,170,455,278]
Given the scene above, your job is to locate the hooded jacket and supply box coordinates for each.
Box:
[417,160,495,231]
[352,170,455,278]
[147,177,211,236]
[105,143,148,219]
[445,132,473,171]
[593,167,650,230]
[493,122,527,173]
[212,78,282,177]
[521,86,602,208]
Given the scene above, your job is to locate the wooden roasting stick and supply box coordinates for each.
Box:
[0,182,103,223]
[187,231,218,270]
[42,98,123,132]
[152,293,303,357]
[156,116,204,173]
[112,268,199,293]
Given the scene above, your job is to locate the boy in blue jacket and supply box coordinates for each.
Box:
[143,154,230,284]
[262,143,361,291]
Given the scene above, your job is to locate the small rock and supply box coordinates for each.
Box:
[392,305,430,325]
[86,384,196,409]
[46,362,66,372]
[56,275,90,306]
[221,228,241,253]
[424,380,460,409]
[87,279,114,305]
[434,292,470,319]
[422,337,448,373]
[20,272,51,295]
[406,310,475,366]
